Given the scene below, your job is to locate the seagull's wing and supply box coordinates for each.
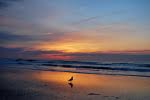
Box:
[68,76,73,81]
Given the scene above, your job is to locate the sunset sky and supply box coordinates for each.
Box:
[0,0,150,61]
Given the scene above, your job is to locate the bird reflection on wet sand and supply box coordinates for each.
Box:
[67,76,74,88]
[68,82,73,88]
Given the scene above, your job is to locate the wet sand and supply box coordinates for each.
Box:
[0,68,150,100]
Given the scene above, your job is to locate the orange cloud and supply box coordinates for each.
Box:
[31,25,150,54]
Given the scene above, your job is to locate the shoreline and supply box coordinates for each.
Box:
[1,66,150,78]
[0,67,150,100]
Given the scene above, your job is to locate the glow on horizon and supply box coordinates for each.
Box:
[34,30,150,54]
[0,0,150,59]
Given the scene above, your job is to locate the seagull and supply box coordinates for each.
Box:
[68,76,73,82]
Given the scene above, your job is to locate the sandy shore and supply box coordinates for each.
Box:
[0,68,150,100]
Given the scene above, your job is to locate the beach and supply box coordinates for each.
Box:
[1,0,150,100]
[0,67,150,100]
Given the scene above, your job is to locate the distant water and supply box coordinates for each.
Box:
[0,58,150,77]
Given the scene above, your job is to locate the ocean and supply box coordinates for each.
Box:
[0,58,150,77]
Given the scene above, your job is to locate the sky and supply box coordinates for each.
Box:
[0,0,150,61]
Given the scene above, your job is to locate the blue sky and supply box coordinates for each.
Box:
[0,0,150,60]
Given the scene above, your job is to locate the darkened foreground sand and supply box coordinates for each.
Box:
[0,68,150,100]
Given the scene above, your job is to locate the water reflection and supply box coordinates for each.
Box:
[68,82,73,88]
[30,70,150,100]
[34,71,150,93]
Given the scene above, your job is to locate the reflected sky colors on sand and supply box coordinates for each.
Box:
[1,68,150,100]
[34,71,150,100]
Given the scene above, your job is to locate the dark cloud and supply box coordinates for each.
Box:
[0,30,81,45]
[0,0,22,8]
[0,46,24,58]
[0,46,63,59]
[0,31,33,43]
[23,50,63,55]
[0,1,7,8]
[0,46,150,62]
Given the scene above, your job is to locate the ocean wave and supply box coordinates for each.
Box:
[0,58,150,77]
